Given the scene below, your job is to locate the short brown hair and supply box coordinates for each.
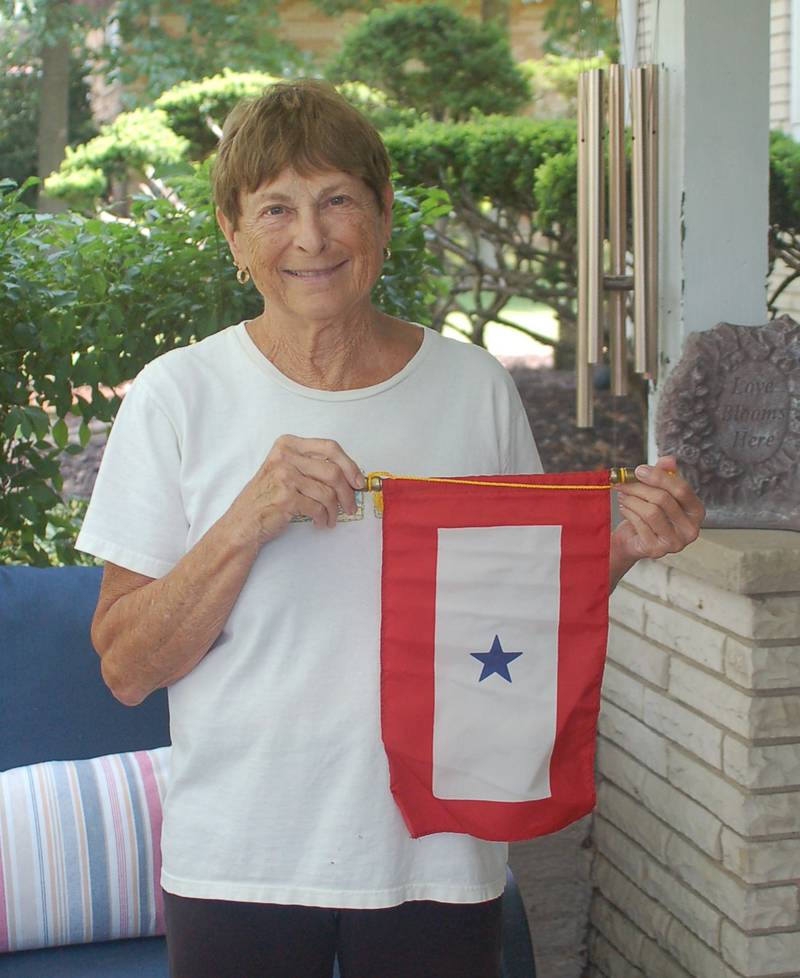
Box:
[213,79,392,226]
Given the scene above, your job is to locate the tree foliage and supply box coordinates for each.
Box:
[542,0,618,59]
[326,3,530,121]
[0,6,95,200]
[309,0,382,13]
[0,171,244,562]
[101,0,303,104]
[522,53,609,119]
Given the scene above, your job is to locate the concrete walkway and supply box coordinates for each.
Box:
[508,816,593,978]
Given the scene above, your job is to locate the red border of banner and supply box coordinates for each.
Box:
[380,471,611,842]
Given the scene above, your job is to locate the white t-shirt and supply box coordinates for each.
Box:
[77,322,542,908]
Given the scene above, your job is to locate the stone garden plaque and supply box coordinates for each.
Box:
[655,316,800,530]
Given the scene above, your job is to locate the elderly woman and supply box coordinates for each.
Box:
[77,80,703,978]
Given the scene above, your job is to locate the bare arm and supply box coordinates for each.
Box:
[91,435,363,706]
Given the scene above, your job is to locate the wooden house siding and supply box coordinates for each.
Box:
[635,0,656,63]
[769,0,800,321]
[771,0,791,131]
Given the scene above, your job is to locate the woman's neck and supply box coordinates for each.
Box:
[246,308,421,391]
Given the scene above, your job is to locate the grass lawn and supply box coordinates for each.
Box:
[441,296,559,362]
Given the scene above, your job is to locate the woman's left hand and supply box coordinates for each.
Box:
[610,456,705,589]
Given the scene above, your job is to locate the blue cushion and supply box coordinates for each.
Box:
[0,936,168,976]
[0,566,169,771]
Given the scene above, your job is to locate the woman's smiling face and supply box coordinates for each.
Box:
[219,168,393,325]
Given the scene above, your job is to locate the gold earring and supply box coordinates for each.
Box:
[234,260,250,285]
[383,246,392,261]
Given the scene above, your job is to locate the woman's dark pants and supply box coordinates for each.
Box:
[164,889,503,978]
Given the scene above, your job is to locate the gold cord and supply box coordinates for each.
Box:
[365,468,638,494]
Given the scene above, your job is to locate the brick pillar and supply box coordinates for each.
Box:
[589,530,800,977]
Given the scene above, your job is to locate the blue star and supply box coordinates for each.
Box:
[470,635,523,683]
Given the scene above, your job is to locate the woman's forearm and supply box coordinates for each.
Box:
[609,541,638,592]
[93,508,261,706]
[92,436,363,706]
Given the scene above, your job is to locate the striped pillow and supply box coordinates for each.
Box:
[0,747,169,953]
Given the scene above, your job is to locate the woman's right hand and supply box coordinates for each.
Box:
[229,435,365,546]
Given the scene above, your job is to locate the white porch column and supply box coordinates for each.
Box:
[650,0,770,452]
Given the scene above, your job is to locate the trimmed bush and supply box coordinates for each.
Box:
[45,108,189,204]
[155,70,283,158]
[46,72,420,208]
[383,116,578,351]
[385,115,575,208]
[154,72,422,160]
[327,4,530,121]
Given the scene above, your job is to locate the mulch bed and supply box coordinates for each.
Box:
[60,360,645,499]
[501,358,646,474]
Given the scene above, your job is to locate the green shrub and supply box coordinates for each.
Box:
[0,172,251,564]
[42,165,105,207]
[383,118,800,352]
[534,144,578,232]
[0,164,446,564]
[770,130,800,232]
[326,3,530,121]
[374,183,450,318]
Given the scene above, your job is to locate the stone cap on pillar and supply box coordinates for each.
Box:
[662,529,800,594]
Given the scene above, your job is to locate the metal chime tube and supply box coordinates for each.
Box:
[576,72,593,428]
[586,68,605,365]
[630,66,648,375]
[645,63,659,380]
[607,64,628,396]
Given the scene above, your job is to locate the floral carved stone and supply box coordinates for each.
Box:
[655,316,800,530]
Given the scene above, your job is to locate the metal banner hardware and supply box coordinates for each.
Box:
[289,492,365,523]
[290,469,645,524]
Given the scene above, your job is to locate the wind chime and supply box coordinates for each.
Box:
[576,63,660,427]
